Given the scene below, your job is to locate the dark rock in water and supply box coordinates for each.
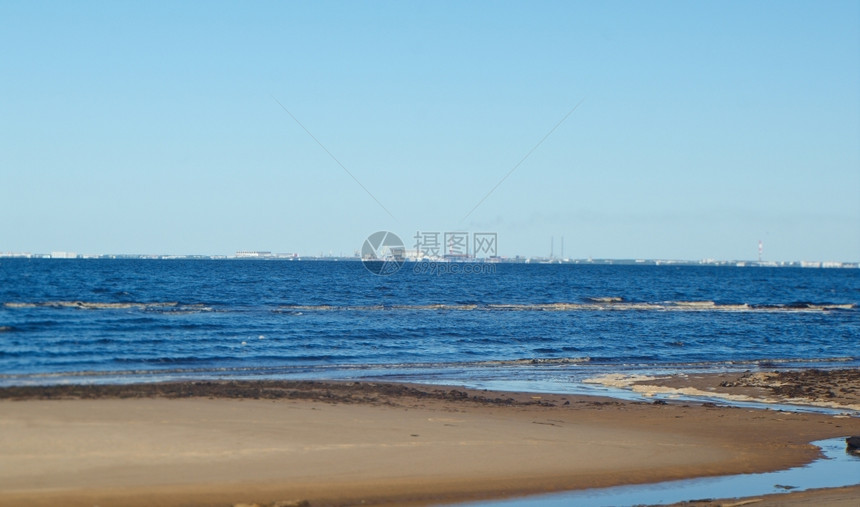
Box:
[847,436,860,451]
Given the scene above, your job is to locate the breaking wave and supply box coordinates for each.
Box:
[276,301,857,313]
[3,356,858,389]
[3,301,213,312]
[6,299,855,314]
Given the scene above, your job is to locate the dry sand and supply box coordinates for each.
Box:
[0,379,858,506]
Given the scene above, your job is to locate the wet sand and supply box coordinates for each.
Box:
[664,485,860,507]
[0,379,858,506]
[587,368,860,412]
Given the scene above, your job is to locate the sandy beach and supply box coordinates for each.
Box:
[1,375,858,507]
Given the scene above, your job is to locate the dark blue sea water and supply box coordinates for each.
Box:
[1,259,858,389]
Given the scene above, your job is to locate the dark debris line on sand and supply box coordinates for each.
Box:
[0,380,559,407]
[719,369,860,402]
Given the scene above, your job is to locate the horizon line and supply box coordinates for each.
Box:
[1,252,858,267]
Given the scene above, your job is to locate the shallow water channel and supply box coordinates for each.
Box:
[457,437,860,507]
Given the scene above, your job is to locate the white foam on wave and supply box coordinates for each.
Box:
[0,301,219,312]
[274,301,856,313]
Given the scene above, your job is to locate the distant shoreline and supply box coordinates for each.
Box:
[1,254,858,268]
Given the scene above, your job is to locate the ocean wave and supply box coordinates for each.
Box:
[586,296,625,303]
[721,356,857,365]
[2,356,858,388]
[469,357,591,366]
[275,301,857,313]
[587,357,858,368]
[2,301,213,312]
[349,356,857,370]
[275,304,480,312]
[0,356,593,380]
[6,300,854,314]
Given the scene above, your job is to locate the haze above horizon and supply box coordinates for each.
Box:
[2,1,858,261]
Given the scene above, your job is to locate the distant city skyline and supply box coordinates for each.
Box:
[2,241,858,267]
[0,234,855,263]
[2,2,858,261]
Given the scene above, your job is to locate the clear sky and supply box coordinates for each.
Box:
[2,1,858,261]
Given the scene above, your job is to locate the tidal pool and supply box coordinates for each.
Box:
[458,437,859,507]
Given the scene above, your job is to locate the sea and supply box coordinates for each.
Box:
[1,259,858,392]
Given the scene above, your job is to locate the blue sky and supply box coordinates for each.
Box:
[2,1,858,261]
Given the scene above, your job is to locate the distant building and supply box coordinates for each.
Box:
[0,252,33,258]
[50,251,77,259]
[235,251,272,258]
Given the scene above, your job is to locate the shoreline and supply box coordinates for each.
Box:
[1,376,859,506]
[664,485,860,507]
[584,368,860,413]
